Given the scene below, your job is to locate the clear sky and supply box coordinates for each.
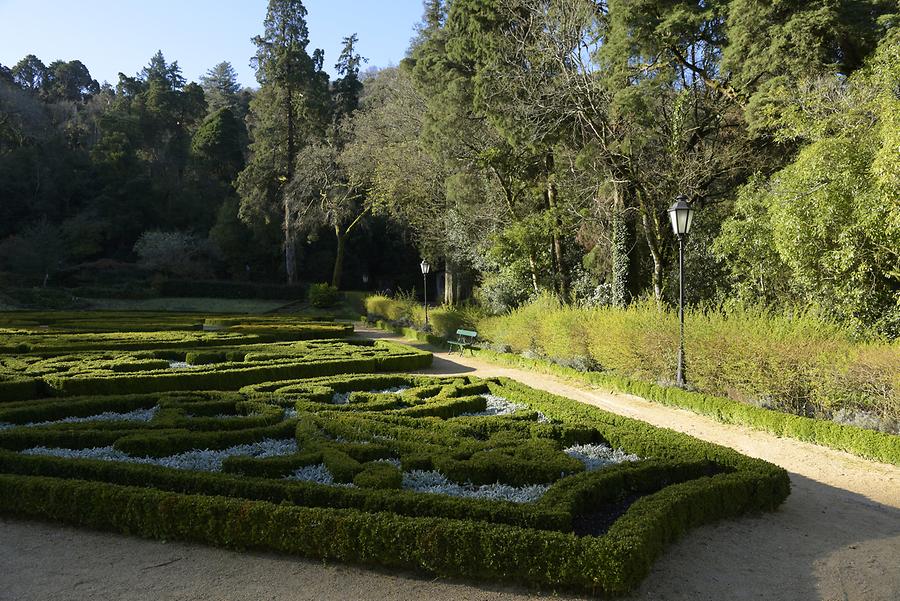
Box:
[0,0,425,88]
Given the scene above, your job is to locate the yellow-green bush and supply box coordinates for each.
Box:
[366,295,483,339]
[478,296,899,424]
[365,295,414,322]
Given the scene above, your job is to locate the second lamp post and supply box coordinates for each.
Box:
[668,195,695,387]
[420,259,431,329]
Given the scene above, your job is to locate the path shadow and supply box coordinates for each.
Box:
[622,472,900,601]
[417,355,477,375]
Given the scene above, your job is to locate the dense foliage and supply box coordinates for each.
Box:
[1,0,897,334]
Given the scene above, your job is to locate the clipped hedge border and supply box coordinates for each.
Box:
[0,463,784,595]
[367,320,899,466]
[0,378,43,402]
[25,341,432,398]
[0,323,354,355]
[0,373,789,594]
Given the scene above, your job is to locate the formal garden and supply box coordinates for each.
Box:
[1,0,898,598]
[0,312,789,595]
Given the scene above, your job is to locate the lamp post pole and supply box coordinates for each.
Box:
[676,233,686,387]
[668,195,695,388]
[420,259,430,329]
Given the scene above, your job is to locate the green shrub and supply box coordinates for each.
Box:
[365,294,414,322]
[353,461,403,489]
[308,283,342,308]
[366,294,483,338]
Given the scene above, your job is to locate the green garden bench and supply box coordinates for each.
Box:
[447,329,477,354]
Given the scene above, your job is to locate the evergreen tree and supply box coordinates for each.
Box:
[200,61,241,112]
[237,0,329,284]
[11,55,47,92]
[331,34,366,121]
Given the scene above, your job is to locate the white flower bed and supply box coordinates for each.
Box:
[21,438,298,472]
[461,394,524,417]
[460,394,551,423]
[331,386,409,405]
[402,470,549,503]
[168,361,194,370]
[287,463,337,484]
[564,443,640,471]
[286,463,355,487]
[1,406,158,430]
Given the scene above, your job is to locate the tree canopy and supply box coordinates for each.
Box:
[0,0,896,334]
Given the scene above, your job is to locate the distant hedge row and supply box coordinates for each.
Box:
[1,340,431,400]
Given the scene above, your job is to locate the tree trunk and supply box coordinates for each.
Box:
[638,193,664,304]
[444,261,455,305]
[285,88,295,180]
[281,82,298,285]
[527,252,540,294]
[283,198,297,285]
[545,155,568,300]
[331,227,347,289]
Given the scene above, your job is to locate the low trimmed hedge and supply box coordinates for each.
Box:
[0,372,789,594]
[0,377,43,402]
[0,464,784,595]
[2,340,431,400]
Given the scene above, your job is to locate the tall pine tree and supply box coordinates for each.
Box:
[237,0,329,283]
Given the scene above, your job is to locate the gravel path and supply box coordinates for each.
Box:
[1,329,897,601]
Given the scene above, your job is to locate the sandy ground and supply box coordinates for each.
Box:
[1,329,897,601]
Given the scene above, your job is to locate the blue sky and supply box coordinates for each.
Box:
[0,0,425,88]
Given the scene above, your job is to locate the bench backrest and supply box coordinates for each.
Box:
[455,329,478,338]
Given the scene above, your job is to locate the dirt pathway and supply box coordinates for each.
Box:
[1,330,897,601]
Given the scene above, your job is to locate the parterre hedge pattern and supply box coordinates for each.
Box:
[0,313,430,401]
[0,368,789,595]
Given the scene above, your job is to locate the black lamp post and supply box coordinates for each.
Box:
[420,259,431,328]
[668,195,695,387]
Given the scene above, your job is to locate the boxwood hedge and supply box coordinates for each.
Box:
[0,372,789,595]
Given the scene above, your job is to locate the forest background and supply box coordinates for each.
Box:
[1,0,897,339]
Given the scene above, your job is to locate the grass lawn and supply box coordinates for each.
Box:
[82,297,292,313]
